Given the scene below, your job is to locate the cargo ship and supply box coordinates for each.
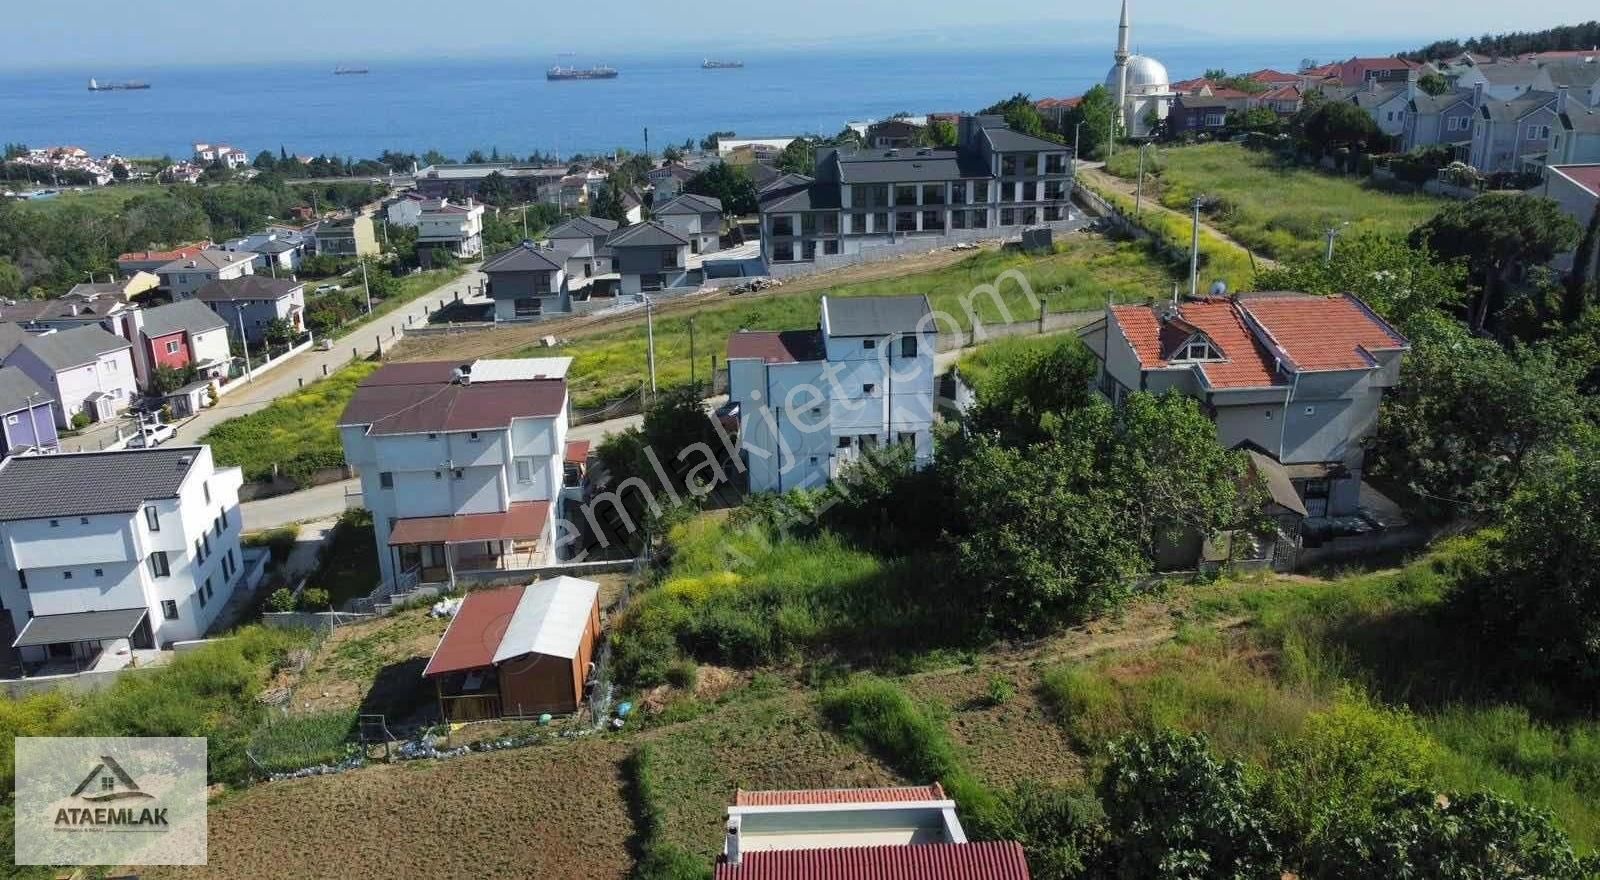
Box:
[547,65,619,80]
[702,59,744,69]
[87,78,150,91]
[333,65,369,75]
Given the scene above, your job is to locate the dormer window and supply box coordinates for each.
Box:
[1171,337,1223,362]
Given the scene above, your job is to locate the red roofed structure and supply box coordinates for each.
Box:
[735,785,946,807]
[714,841,1031,880]
[1082,292,1408,521]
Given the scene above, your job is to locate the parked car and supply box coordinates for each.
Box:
[315,284,341,294]
[315,337,334,351]
[127,423,176,448]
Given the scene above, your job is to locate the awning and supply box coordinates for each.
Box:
[12,607,147,649]
[389,501,550,546]
[1242,450,1309,518]
[1283,462,1342,480]
[422,583,525,677]
[564,440,591,464]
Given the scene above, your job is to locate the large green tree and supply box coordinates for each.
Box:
[1411,194,1581,331]
[1563,198,1600,324]
[685,163,757,216]
[1368,334,1586,517]
[1299,101,1382,153]
[966,337,1097,446]
[1062,85,1119,158]
[981,93,1053,140]
[1253,232,1466,332]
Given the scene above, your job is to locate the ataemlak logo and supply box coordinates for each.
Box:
[15,737,206,866]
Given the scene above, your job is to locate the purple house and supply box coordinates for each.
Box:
[0,366,58,454]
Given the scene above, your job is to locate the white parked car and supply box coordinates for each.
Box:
[127,423,176,448]
[315,283,342,294]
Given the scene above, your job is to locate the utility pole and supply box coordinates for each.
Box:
[1189,196,1204,299]
[645,295,657,396]
[521,205,529,241]
[360,259,372,315]
[235,303,253,381]
[1135,143,1148,216]
[1323,221,1347,265]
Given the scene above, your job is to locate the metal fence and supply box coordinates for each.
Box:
[585,552,649,726]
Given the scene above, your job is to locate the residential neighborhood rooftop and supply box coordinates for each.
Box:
[156,248,255,273]
[140,298,229,337]
[338,358,568,435]
[607,220,690,248]
[821,294,934,337]
[0,365,49,417]
[727,329,826,364]
[713,841,1032,880]
[194,275,305,302]
[655,193,723,214]
[0,447,205,520]
[1553,163,1600,195]
[547,216,620,239]
[734,785,948,806]
[14,324,131,371]
[482,241,568,273]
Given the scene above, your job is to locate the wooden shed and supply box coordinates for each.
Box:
[422,576,602,721]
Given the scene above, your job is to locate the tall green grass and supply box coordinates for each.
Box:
[1078,175,1257,291]
[246,709,357,774]
[201,360,379,484]
[1103,142,1446,263]
[624,745,712,880]
[528,236,1171,408]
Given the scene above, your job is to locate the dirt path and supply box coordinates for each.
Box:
[1078,164,1278,271]
[393,243,1002,364]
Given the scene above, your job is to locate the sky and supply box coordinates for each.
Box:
[1,0,1595,70]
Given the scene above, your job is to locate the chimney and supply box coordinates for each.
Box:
[724,816,742,866]
[453,362,472,385]
[1472,81,1485,108]
[1558,85,1570,115]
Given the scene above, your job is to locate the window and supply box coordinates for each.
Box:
[1178,341,1221,361]
[17,569,26,590]
[836,437,851,449]
[433,470,442,480]
[1000,208,1016,226]
[772,241,794,262]
[971,181,988,203]
[195,538,205,563]
[898,431,917,447]
[863,339,876,350]
[149,551,170,577]
[1204,112,1226,127]
[49,519,59,528]
[823,239,840,256]
[379,471,394,489]
[63,570,73,580]
[213,516,221,538]
[862,383,876,394]
[165,340,181,355]
[468,431,480,442]
[203,482,211,504]
[514,297,542,318]
[451,468,464,480]
[1045,153,1067,174]
[145,506,160,531]
[515,458,534,484]
[94,568,103,577]
[220,508,228,530]
[427,432,439,440]
[161,600,178,620]
[197,585,206,608]
[205,577,213,600]
[79,516,89,525]
[1001,155,1018,176]
[4,414,15,425]
[901,335,918,358]
[202,533,210,555]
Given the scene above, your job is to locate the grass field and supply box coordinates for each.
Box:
[1102,142,1448,263]
[539,235,1170,408]
[332,266,467,340]
[201,360,378,484]
[2,182,167,213]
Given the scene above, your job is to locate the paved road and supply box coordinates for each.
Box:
[236,341,1020,531]
[62,268,486,452]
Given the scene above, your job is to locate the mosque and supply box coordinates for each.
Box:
[1106,0,1174,138]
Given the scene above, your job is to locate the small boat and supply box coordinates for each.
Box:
[87,78,150,91]
[334,65,369,75]
[547,65,619,81]
[702,59,744,69]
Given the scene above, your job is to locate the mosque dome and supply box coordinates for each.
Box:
[1105,54,1170,93]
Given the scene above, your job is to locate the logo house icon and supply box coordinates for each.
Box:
[70,756,154,803]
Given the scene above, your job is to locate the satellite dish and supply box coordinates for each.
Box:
[1210,280,1228,297]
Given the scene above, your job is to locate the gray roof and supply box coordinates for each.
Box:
[1408,88,1475,114]
[1483,90,1556,121]
[822,295,933,337]
[1561,107,1600,134]
[12,607,149,649]
[194,275,304,303]
[655,193,722,215]
[607,221,690,249]
[1350,84,1408,106]
[1544,61,1600,88]
[253,239,302,254]
[981,125,1069,153]
[1478,64,1545,87]
[0,446,204,521]
[482,242,566,273]
[16,324,131,371]
[140,299,228,337]
[0,365,49,416]
[0,323,24,359]
[546,216,618,240]
[831,148,976,184]
[156,248,253,274]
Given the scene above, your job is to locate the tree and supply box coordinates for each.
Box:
[252,150,278,171]
[924,118,958,148]
[980,93,1053,140]
[475,171,515,207]
[1563,198,1600,324]
[0,257,22,299]
[685,163,757,216]
[1416,71,1451,95]
[1253,233,1466,332]
[590,183,630,225]
[966,337,1097,446]
[1099,731,1281,879]
[1411,194,1581,331]
[150,364,197,394]
[1369,335,1586,517]
[700,131,735,152]
[263,318,293,346]
[1063,85,1119,159]
[1463,435,1600,688]
[661,145,683,163]
[1227,107,1282,133]
[775,138,816,175]
[1299,101,1382,153]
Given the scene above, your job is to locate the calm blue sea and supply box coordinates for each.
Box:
[0,42,1394,160]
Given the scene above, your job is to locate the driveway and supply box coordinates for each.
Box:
[60,268,486,453]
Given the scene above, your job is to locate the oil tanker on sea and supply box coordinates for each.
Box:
[87,78,150,91]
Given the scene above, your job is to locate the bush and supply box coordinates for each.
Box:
[246,527,299,566]
[1098,730,1281,879]
[69,412,89,430]
[245,709,356,774]
[986,675,1016,707]
[664,659,698,691]
[266,588,296,613]
[299,587,330,610]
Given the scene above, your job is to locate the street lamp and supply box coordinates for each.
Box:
[1324,221,1350,265]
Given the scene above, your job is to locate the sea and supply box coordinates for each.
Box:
[0,42,1397,161]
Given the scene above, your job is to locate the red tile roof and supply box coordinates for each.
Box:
[735,785,946,807]
[1111,302,1281,389]
[1248,68,1300,84]
[389,501,551,548]
[1240,294,1407,371]
[565,439,591,464]
[1171,77,1215,93]
[1259,84,1303,101]
[422,583,524,676]
[115,241,213,264]
[1035,96,1082,110]
[714,842,1031,880]
[727,330,825,364]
